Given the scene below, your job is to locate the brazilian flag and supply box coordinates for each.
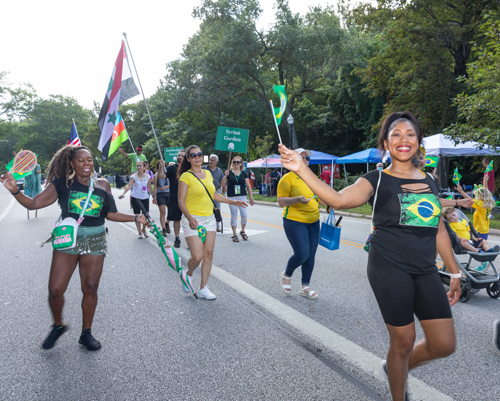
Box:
[425,156,439,167]
[68,192,104,217]
[452,168,462,185]
[399,193,441,228]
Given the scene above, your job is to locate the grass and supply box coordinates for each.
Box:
[252,193,500,229]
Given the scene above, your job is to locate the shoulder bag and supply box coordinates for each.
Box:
[52,178,94,250]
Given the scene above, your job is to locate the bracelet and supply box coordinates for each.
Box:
[134,215,139,223]
[455,200,458,207]
[450,273,462,279]
[11,189,21,196]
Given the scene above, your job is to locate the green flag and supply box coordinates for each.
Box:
[272,85,287,125]
[425,156,439,168]
[485,160,494,172]
[108,111,129,158]
[452,168,462,185]
[446,195,453,200]
[6,158,33,180]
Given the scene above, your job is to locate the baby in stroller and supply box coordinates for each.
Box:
[442,207,499,253]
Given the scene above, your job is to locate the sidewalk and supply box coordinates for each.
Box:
[254,199,500,236]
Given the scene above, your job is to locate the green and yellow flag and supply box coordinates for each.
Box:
[446,195,453,200]
[272,85,287,125]
[6,158,33,180]
[425,156,439,168]
[452,168,462,185]
[485,160,494,173]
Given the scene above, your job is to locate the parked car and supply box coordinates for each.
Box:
[16,178,24,191]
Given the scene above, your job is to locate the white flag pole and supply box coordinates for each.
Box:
[269,100,283,144]
[123,32,164,161]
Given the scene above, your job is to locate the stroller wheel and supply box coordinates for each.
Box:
[487,282,500,299]
[459,287,471,303]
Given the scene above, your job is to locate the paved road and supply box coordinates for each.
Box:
[1,186,499,400]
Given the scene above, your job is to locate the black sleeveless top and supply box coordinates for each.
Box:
[363,170,442,274]
[52,177,118,226]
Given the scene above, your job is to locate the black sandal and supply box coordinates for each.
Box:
[231,236,240,242]
[240,231,248,241]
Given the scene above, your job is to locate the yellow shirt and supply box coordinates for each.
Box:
[472,200,490,234]
[448,219,471,240]
[179,170,216,216]
[277,172,320,224]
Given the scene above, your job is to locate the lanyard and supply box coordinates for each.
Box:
[234,171,241,184]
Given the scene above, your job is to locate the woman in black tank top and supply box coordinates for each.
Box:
[1,145,147,352]
[279,112,461,401]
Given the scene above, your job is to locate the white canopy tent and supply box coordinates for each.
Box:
[422,134,500,156]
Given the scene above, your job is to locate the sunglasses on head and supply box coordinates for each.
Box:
[189,152,203,159]
[302,156,310,161]
[233,160,242,164]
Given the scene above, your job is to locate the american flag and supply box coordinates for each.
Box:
[69,121,81,146]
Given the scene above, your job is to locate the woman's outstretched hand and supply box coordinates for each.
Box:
[278,144,304,173]
[0,172,18,193]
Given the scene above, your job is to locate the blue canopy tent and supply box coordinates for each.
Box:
[335,148,384,185]
[308,150,339,165]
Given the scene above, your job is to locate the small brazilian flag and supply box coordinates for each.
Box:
[446,195,453,200]
[485,160,494,173]
[425,156,439,167]
[399,193,441,228]
[272,85,287,125]
[452,168,462,185]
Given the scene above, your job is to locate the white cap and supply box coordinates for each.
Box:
[294,148,311,156]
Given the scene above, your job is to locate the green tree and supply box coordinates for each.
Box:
[351,0,499,134]
[445,12,500,148]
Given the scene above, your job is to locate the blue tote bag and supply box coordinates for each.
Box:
[319,209,341,251]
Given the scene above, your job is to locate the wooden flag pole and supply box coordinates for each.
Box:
[123,32,163,161]
[227,151,232,172]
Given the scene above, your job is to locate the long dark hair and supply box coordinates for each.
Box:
[377,111,423,151]
[46,145,92,187]
[177,145,201,180]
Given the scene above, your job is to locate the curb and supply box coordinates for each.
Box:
[253,200,500,235]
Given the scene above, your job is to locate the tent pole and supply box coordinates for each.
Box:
[343,164,348,186]
[331,160,334,188]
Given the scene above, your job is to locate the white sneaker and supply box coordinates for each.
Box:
[198,286,216,300]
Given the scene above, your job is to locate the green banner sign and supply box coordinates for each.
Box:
[164,147,185,163]
[215,126,249,153]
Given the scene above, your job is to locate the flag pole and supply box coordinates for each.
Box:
[123,32,163,161]
[269,100,283,144]
[122,117,139,162]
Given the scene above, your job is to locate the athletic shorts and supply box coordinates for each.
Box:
[367,247,452,327]
[131,197,149,215]
[470,238,484,248]
[181,214,216,237]
[156,192,169,206]
[167,202,182,221]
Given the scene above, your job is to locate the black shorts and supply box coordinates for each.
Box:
[367,247,452,327]
[156,193,169,206]
[131,197,149,215]
[167,202,182,221]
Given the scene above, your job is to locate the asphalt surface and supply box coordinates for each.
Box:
[1,186,499,400]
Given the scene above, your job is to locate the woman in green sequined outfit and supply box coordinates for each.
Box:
[1,145,147,351]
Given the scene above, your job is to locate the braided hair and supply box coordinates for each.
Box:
[46,145,92,187]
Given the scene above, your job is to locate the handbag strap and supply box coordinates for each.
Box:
[327,208,336,225]
[188,171,216,207]
[370,171,382,234]
[77,178,94,225]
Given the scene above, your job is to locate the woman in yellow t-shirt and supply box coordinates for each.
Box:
[277,148,329,300]
[457,184,495,239]
[178,145,247,300]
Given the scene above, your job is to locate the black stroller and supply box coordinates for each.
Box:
[438,209,500,303]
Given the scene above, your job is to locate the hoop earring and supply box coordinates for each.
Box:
[411,157,419,167]
[68,169,75,180]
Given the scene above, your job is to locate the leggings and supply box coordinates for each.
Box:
[283,218,320,285]
[367,246,451,327]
